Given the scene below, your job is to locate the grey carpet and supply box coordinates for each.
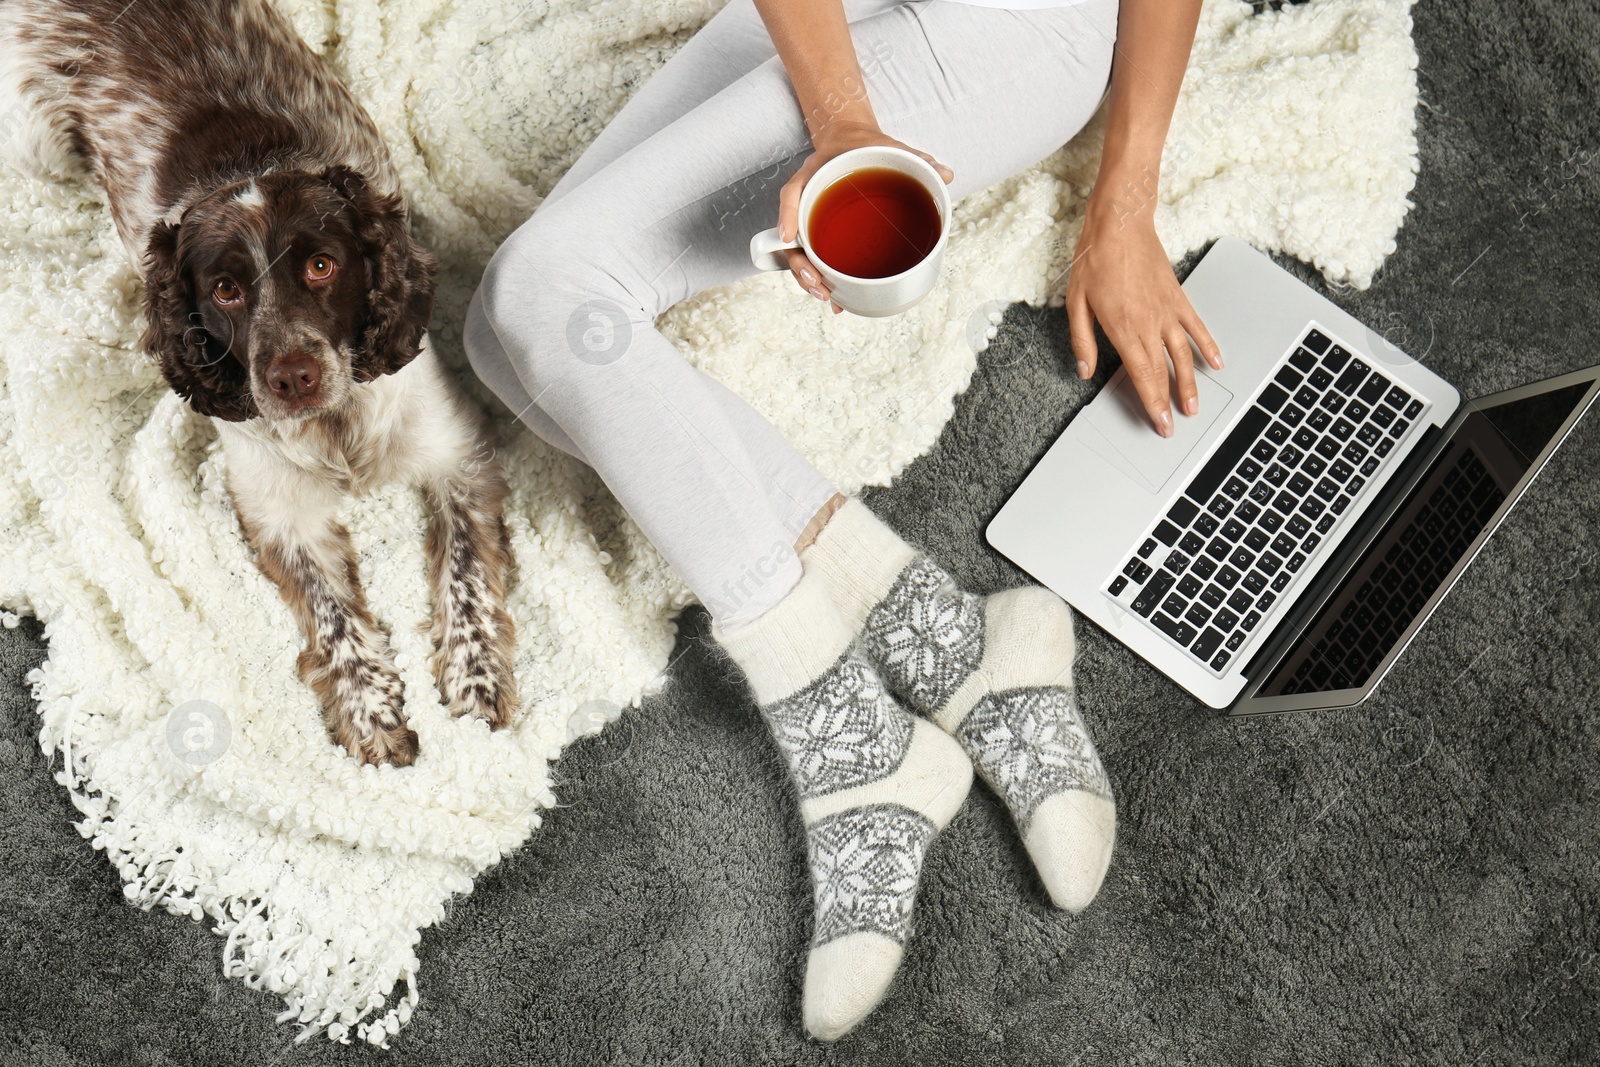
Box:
[3,0,1597,1062]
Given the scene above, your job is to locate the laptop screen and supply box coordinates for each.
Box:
[1256,376,1597,698]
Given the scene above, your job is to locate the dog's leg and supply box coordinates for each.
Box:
[235,494,419,766]
[423,445,518,730]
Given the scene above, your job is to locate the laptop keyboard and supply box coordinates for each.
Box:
[1104,324,1430,675]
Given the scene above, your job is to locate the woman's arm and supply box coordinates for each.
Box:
[1068,0,1222,437]
[752,0,879,149]
[753,0,953,309]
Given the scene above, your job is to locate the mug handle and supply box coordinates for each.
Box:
[750,227,801,272]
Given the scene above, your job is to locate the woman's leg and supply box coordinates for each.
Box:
[540,0,777,206]
[543,0,904,206]
[466,0,1120,628]
[466,0,1121,1038]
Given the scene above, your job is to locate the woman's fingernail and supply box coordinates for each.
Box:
[808,286,826,300]
[1184,396,1198,416]
[1076,360,1089,379]
[1157,411,1173,437]
[1214,351,1225,368]
[800,268,816,284]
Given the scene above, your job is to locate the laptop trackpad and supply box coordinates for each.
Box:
[1078,366,1234,493]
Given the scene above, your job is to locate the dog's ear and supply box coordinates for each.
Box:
[139,219,257,422]
[322,165,439,382]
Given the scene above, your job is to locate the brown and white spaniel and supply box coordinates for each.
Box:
[0,0,519,766]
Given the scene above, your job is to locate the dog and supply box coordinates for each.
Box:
[0,0,519,766]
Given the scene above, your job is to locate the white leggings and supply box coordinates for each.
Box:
[464,0,1119,627]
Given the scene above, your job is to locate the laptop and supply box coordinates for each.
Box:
[987,235,1600,714]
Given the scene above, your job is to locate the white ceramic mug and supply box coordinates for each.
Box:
[749,145,950,318]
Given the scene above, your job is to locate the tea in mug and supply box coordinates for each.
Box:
[807,166,941,279]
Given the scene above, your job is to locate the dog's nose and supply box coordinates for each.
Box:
[266,354,322,400]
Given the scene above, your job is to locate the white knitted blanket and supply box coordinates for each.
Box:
[0,0,1419,1047]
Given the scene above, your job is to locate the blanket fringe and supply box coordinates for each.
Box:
[54,718,421,1047]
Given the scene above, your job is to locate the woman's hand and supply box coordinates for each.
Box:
[777,120,954,314]
[1065,191,1222,436]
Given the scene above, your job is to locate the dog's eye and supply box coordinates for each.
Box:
[306,254,337,284]
[212,279,243,305]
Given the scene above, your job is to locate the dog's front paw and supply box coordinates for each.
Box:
[432,636,517,731]
[301,647,419,766]
[340,713,420,767]
[423,472,519,732]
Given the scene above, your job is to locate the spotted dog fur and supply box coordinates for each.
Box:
[0,0,521,765]
[238,505,417,766]
[422,446,519,732]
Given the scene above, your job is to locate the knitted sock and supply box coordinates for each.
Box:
[714,562,972,1041]
[801,498,1116,913]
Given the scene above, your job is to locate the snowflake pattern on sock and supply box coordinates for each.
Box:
[956,686,1112,833]
[861,556,984,715]
[761,652,913,800]
[807,803,936,947]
